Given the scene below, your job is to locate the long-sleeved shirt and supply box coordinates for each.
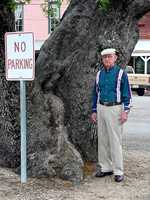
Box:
[92,65,132,113]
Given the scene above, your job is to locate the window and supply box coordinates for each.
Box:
[135,57,144,74]
[147,58,150,74]
[15,4,24,31]
[48,0,60,33]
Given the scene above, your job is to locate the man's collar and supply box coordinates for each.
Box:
[103,64,116,72]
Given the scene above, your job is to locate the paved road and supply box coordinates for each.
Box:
[124,95,150,151]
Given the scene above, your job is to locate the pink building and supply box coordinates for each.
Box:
[15,0,69,51]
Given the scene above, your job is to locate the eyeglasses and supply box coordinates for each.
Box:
[102,55,115,59]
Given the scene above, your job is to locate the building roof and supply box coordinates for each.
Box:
[132,39,150,56]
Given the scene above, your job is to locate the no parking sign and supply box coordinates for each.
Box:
[5,32,35,80]
[5,32,35,183]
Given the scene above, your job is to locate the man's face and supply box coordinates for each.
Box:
[101,54,117,68]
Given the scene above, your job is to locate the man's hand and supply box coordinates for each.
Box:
[120,111,128,124]
[91,112,97,123]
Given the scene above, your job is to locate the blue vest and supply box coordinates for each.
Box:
[92,65,131,112]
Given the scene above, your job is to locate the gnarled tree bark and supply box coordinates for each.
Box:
[27,0,150,182]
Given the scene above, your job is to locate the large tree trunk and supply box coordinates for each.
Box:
[0,0,150,183]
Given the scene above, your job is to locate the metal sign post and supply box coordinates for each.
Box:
[5,32,35,183]
[20,80,27,183]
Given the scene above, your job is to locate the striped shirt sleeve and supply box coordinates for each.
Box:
[121,71,132,111]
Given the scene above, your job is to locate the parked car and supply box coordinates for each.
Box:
[125,65,150,96]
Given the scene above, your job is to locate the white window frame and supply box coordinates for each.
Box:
[48,0,60,34]
[15,4,24,32]
[132,56,150,74]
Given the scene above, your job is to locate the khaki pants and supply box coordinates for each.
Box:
[97,104,123,175]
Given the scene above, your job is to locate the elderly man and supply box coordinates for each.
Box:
[91,48,131,182]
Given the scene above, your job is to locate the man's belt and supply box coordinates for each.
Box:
[99,101,122,106]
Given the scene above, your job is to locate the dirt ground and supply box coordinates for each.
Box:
[1,95,150,200]
[0,148,150,200]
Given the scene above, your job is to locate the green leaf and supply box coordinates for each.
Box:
[5,0,31,11]
[56,0,62,8]
[97,0,110,10]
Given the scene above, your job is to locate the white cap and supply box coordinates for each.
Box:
[101,48,117,56]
